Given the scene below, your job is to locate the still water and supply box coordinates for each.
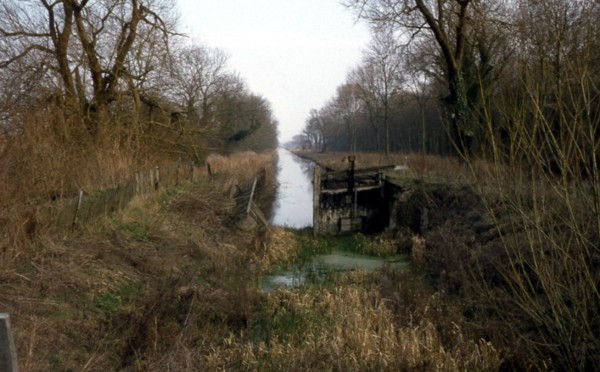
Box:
[261,251,409,292]
[270,148,314,228]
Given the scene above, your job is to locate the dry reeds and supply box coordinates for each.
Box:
[258,228,299,268]
[206,151,275,183]
[294,150,469,182]
[197,281,501,371]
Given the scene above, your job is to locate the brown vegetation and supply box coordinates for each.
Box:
[294,2,600,368]
[293,148,599,370]
[0,152,276,370]
[0,0,278,211]
[1,0,598,370]
[0,146,510,371]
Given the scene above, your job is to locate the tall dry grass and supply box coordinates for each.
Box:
[193,276,500,371]
[206,150,278,214]
[0,104,277,259]
[206,151,276,183]
[0,111,151,271]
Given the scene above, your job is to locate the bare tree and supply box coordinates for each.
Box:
[351,29,404,156]
[334,83,363,153]
[168,45,232,127]
[304,109,326,151]
[345,0,486,157]
[0,0,177,137]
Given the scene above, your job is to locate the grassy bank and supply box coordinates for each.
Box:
[1,151,280,370]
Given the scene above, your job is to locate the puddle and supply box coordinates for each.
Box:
[261,251,409,291]
[318,250,409,271]
[261,271,306,292]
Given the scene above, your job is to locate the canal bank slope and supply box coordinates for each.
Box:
[0,151,291,370]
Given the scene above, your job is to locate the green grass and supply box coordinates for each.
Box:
[294,230,399,261]
[108,205,160,241]
[95,280,142,321]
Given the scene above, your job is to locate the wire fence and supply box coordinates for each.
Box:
[37,160,206,232]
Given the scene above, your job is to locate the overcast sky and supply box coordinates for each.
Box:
[176,0,371,143]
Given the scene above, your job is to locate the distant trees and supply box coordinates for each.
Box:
[168,45,233,127]
[298,31,409,155]
[344,0,511,157]
[302,38,448,154]
[305,0,598,166]
[215,91,278,153]
[303,109,326,151]
[302,0,514,157]
[351,29,404,156]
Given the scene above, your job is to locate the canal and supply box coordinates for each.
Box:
[270,148,314,228]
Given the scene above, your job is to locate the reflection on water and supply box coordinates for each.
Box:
[261,270,306,292]
[270,148,314,228]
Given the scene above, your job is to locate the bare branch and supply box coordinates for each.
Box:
[0,28,50,38]
[0,44,53,68]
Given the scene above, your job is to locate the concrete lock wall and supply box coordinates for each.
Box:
[315,188,386,234]
[312,161,414,236]
[313,163,395,235]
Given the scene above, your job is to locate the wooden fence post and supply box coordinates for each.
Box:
[71,190,84,231]
[246,178,258,215]
[0,313,18,372]
[134,172,140,195]
[154,166,160,191]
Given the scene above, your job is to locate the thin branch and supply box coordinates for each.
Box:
[0,45,54,68]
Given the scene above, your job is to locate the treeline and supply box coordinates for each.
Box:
[298,0,600,168]
[0,0,277,205]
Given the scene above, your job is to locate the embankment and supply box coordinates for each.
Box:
[0,151,282,370]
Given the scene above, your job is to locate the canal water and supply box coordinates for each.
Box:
[270,148,314,228]
[261,252,409,292]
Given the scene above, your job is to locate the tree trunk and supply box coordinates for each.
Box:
[384,101,390,157]
[449,70,473,158]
